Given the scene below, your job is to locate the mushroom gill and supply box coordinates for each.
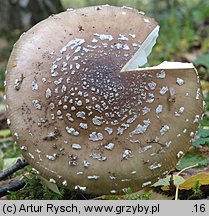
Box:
[5,5,204,195]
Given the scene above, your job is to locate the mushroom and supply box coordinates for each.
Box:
[5,5,204,195]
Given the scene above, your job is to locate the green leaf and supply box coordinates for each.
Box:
[152,175,171,187]
[193,137,209,147]
[196,126,209,138]
[152,175,185,190]
[177,151,209,170]
[173,175,185,186]
[0,129,11,138]
[0,104,5,112]
[193,53,209,68]
[0,150,4,171]
[3,157,20,170]
[39,176,61,195]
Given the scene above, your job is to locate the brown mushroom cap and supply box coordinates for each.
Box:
[5,5,204,195]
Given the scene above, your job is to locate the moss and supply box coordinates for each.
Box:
[8,171,64,200]
[8,168,95,200]
[188,181,203,200]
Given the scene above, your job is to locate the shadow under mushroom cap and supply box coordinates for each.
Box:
[5,5,204,195]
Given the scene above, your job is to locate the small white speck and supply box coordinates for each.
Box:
[130,119,151,135]
[123,44,130,50]
[75,185,86,191]
[7,119,11,126]
[20,146,27,151]
[126,114,137,124]
[109,175,117,180]
[46,88,52,99]
[76,111,86,119]
[160,86,168,95]
[156,70,166,79]
[131,171,137,175]
[118,34,128,41]
[196,88,201,100]
[79,122,88,129]
[63,105,68,110]
[193,115,200,123]
[31,168,39,174]
[77,172,84,175]
[32,81,38,90]
[89,132,103,141]
[139,11,145,15]
[83,160,90,168]
[149,162,162,170]
[142,106,151,115]
[60,38,85,54]
[160,125,169,135]
[179,107,185,113]
[165,140,172,147]
[76,63,80,70]
[175,107,185,117]
[61,85,67,93]
[90,152,106,161]
[28,153,34,159]
[148,81,156,90]
[190,132,194,137]
[66,127,79,136]
[62,180,67,186]
[92,116,103,126]
[144,18,150,23]
[121,179,131,182]
[156,105,163,114]
[129,34,136,38]
[104,143,115,150]
[32,100,42,110]
[177,151,184,158]
[49,178,56,184]
[57,110,62,116]
[94,33,113,41]
[88,175,100,180]
[72,143,81,150]
[142,181,152,187]
[183,128,187,133]
[122,149,133,159]
[92,38,98,43]
[46,155,56,161]
[77,100,83,106]
[105,127,113,135]
[176,77,184,86]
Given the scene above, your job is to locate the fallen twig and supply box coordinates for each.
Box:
[0,179,26,198]
[0,142,14,151]
[0,137,14,143]
[0,159,29,181]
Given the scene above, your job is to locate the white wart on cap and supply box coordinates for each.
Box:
[5,5,204,195]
